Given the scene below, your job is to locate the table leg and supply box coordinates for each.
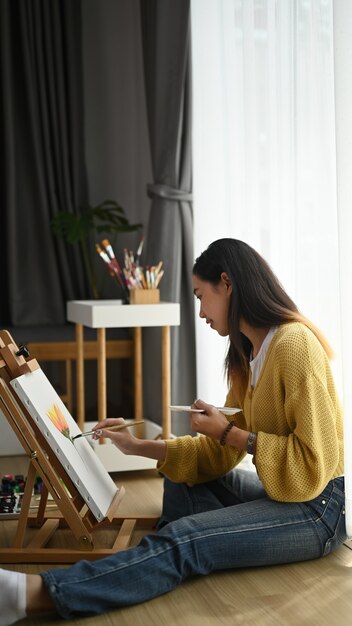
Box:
[76,324,84,431]
[133,327,144,437]
[65,359,73,414]
[97,327,107,422]
[161,326,171,439]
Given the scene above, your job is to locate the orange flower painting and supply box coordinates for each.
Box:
[47,404,72,442]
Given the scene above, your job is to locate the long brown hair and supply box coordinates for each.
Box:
[193,239,333,401]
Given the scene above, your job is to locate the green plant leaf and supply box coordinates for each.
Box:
[51,211,93,243]
[51,201,141,244]
[51,200,143,298]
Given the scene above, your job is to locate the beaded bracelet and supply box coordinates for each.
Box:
[219,419,236,446]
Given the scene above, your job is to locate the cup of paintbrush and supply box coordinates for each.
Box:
[72,420,144,442]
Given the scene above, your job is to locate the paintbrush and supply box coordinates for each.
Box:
[72,420,144,441]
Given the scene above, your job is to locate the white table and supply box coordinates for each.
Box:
[67,300,180,440]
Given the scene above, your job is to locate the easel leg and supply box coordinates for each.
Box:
[35,483,49,526]
[13,462,36,548]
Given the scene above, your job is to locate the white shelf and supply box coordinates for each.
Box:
[67,300,180,329]
[66,299,180,471]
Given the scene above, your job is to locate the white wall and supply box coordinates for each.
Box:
[333,0,352,536]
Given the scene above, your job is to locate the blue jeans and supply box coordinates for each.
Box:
[41,470,346,619]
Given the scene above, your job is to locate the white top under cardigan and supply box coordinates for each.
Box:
[249,326,279,388]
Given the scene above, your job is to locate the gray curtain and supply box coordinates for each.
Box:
[0,0,89,327]
[140,0,196,434]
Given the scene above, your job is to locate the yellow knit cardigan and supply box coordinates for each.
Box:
[158,322,344,502]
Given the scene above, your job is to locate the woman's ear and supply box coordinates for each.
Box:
[220,272,232,294]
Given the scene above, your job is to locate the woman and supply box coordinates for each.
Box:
[0,238,345,626]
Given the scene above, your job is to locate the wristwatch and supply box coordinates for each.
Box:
[247,431,257,455]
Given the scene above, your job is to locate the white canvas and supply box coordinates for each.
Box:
[11,368,118,522]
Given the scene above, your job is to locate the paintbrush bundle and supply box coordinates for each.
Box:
[96,238,164,298]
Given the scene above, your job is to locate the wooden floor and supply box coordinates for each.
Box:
[1,455,352,626]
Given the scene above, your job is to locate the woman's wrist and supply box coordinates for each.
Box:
[219,420,237,445]
[133,437,167,462]
[223,425,257,453]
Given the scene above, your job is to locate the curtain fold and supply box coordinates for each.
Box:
[140,0,196,434]
[0,0,89,326]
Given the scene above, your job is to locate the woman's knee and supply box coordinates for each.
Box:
[158,478,192,529]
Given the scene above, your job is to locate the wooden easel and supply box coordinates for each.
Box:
[0,330,159,563]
